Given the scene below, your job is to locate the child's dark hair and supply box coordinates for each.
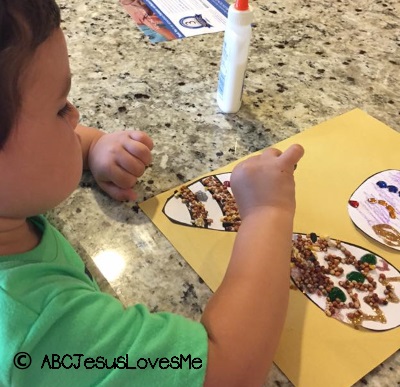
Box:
[0,0,60,150]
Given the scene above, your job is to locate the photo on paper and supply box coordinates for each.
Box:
[120,0,229,43]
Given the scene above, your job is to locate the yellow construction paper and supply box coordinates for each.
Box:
[140,109,400,387]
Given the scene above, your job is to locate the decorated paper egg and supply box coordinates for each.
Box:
[291,233,400,331]
[163,173,240,231]
[348,170,400,250]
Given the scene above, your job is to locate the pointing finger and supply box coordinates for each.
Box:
[278,144,305,170]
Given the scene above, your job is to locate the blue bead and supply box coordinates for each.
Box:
[376,181,387,188]
[387,185,398,193]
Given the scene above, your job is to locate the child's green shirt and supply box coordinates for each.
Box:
[0,216,207,386]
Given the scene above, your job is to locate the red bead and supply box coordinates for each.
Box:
[349,200,359,208]
[223,181,231,188]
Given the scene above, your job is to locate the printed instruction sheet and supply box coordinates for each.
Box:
[120,0,229,43]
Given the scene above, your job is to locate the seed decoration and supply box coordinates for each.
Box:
[174,186,212,228]
[291,233,400,329]
[202,176,241,231]
[174,176,240,231]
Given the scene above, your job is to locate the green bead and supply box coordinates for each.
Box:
[346,271,365,283]
[360,253,377,265]
[328,287,347,302]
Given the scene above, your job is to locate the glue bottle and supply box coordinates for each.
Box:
[217,0,253,113]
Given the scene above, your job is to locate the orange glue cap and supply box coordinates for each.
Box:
[235,0,249,11]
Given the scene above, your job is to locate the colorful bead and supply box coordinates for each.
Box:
[376,180,399,194]
[349,200,359,208]
[328,287,347,302]
[360,253,377,265]
[367,198,396,219]
[376,181,387,188]
[346,271,365,283]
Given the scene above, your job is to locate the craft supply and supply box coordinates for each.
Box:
[367,197,396,219]
[217,0,253,113]
[376,180,400,195]
[290,233,400,330]
[372,224,400,247]
[348,170,400,250]
[168,173,241,231]
[141,110,400,387]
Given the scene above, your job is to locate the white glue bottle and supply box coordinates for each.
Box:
[217,0,253,113]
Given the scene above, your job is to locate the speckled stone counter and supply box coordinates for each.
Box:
[52,0,400,385]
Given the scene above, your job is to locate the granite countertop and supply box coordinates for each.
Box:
[53,0,400,385]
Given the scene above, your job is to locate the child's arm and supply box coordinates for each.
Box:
[201,144,304,386]
[75,124,153,201]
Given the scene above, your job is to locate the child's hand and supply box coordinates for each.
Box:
[230,144,304,219]
[87,130,153,201]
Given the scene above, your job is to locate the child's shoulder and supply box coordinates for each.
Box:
[1,215,88,276]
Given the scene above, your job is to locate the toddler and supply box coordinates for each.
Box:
[0,1,304,386]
